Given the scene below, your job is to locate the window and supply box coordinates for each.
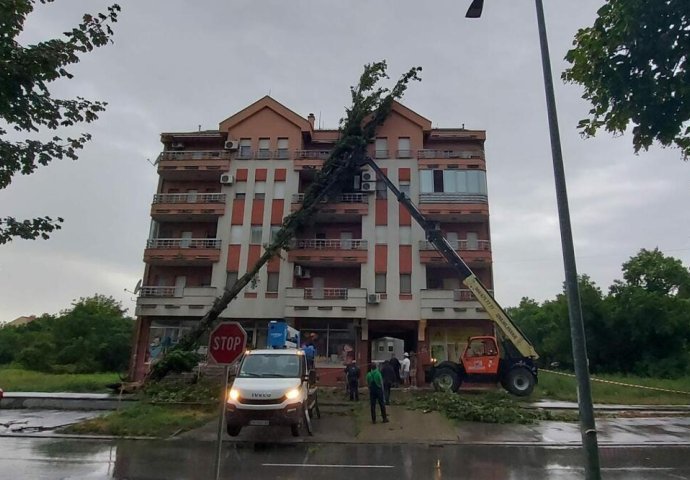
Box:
[270,226,281,243]
[226,272,238,288]
[299,319,356,367]
[375,226,387,244]
[277,138,289,159]
[375,138,388,158]
[375,273,387,293]
[400,274,412,294]
[257,138,271,159]
[421,169,487,194]
[267,272,279,292]
[420,170,433,193]
[250,226,263,244]
[229,226,244,244]
[239,139,252,159]
[399,226,411,245]
[399,180,411,197]
[376,180,387,199]
[466,232,478,250]
[273,181,285,199]
[254,181,266,199]
[234,182,246,199]
[397,137,411,158]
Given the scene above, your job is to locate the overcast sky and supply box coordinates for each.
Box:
[1,0,688,322]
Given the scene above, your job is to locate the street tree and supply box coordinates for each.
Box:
[0,0,120,244]
[562,0,690,159]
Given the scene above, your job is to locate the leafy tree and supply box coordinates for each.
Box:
[616,248,690,297]
[0,0,120,244]
[562,0,690,159]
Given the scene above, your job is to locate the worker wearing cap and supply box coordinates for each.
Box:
[400,352,411,387]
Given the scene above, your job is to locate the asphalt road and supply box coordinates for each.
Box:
[1,437,690,480]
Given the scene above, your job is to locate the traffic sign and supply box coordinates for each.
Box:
[208,322,247,365]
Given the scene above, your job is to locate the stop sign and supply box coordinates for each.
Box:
[208,322,247,365]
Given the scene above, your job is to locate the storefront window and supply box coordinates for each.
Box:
[299,319,356,367]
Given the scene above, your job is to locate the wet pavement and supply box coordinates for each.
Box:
[0,409,103,435]
[1,437,689,479]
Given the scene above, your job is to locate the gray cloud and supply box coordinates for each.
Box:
[1,0,688,321]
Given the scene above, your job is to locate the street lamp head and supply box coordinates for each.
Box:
[465,0,484,18]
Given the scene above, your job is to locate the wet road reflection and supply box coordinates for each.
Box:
[0,438,689,479]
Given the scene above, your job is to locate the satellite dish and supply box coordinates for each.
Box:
[133,279,142,294]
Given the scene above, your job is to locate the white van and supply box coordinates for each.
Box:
[226,348,319,437]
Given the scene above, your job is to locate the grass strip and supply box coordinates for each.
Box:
[0,367,119,393]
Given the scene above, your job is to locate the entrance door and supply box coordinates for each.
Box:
[340,232,353,250]
[186,189,198,203]
[174,276,186,297]
[466,232,478,250]
[312,277,325,299]
[180,231,192,248]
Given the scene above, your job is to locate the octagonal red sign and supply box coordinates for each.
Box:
[208,322,247,365]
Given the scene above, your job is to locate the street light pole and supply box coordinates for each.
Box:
[532,0,601,477]
[466,1,601,478]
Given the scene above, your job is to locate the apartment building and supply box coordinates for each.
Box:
[130,96,494,385]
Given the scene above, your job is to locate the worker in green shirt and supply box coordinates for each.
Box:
[366,363,389,424]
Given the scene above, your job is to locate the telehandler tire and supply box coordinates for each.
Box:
[432,367,461,393]
[504,367,535,397]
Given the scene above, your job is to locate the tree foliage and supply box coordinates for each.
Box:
[149,61,422,381]
[0,0,120,244]
[0,294,133,373]
[510,250,690,377]
[562,0,690,159]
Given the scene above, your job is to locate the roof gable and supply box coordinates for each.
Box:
[219,96,311,132]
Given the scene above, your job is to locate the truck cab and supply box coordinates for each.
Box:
[226,348,319,437]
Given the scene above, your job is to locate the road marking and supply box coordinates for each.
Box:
[262,463,394,469]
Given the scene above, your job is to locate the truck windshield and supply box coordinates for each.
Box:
[239,354,301,378]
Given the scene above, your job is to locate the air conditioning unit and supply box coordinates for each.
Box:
[361,168,376,182]
[360,181,376,193]
[294,266,304,277]
[224,140,239,150]
[220,173,234,185]
[461,152,473,159]
[367,293,381,304]
[171,142,184,149]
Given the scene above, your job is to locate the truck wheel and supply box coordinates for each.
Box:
[432,367,461,393]
[504,367,535,397]
[226,425,242,437]
[291,423,300,437]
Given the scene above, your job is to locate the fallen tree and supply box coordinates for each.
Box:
[148,61,422,381]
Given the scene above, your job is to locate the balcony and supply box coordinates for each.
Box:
[293,150,332,170]
[419,239,491,266]
[417,149,485,169]
[235,149,292,160]
[419,289,492,320]
[156,151,231,180]
[291,193,368,221]
[284,287,367,319]
[136,286,218,317]
[143,238,221,266]
[288,238,368,266]
[419,193,489,221]
[151,193,226,221]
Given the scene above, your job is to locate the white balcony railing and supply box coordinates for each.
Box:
[291,193,368,204]
[419,193,488,204]
[294,150,332,160]
[146,238,221,249]
[157,150,232,162]
[292,239,367,250]
[303,288,349,300]
[419,239,491,251]
[153,193,226,204]
[140,286,177,297]
[417,149,484,159]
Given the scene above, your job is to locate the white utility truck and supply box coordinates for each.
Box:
[225,322,319,437]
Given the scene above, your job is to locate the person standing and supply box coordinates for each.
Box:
[366,363,388,424]
[380,360,396,405]
[400,352,411,387]
[344,360,360,401]
[389,354,402,386]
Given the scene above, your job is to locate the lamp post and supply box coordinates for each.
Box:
[465,1,601,478]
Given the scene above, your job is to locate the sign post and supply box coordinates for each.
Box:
[208,322,247,480]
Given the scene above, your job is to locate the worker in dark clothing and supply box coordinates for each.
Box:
[389,354,402,386]
[366,363,388,424]
[344,360,360,401]
[379,360,396,405]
